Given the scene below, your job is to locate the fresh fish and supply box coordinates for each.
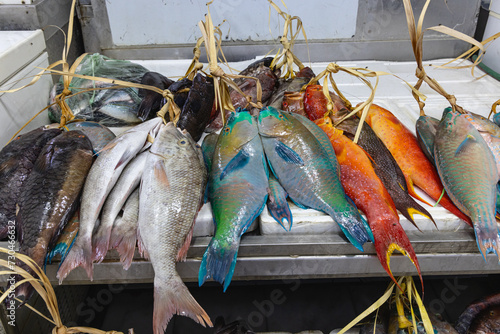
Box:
[177,73,215,142]
[46,210,80,267]
[303,85,347,121]
[315,117,421,284]
[267,174,292,231]
[415,115,440,166]
[201,132,218,174]
[170,78,194,112]
[456,292,500,334]
[92,150,148,262]
[64,121,116,155]
[230,57,278,115]
[267,77,310,110]
[329,110,435,229]
[258,107,371,250]
[15,131,93,301]
[48,54,149,127]
[138,122,211,331]
[57,117,163,282]
[137,72,174,121]
[364,104,471,226]
[199,110,269,291]
[109,188,139,270]
[282,91,306,116]
[494,112,500,127]
[434,111,500,259]
[0,127,62,240]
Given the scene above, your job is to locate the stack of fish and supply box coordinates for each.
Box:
[53,117,212,333]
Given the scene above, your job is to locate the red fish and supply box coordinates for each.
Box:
[363,104,472,226]
[315,117,422,285]
[303,85,347,121]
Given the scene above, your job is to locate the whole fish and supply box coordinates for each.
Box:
[170,78,194,112]
[329,110,435,229]
[137,71,174,121]
[303,85,347,121]
[15,131,93,301]
[363,104,471,226]
[0,127,62,240]
[415,115,440,166]
[258,107,371,250]
[230,57,278,115]
[456,292,500,334]
[434,111,500,259]
[199,110,269,291]
[282,91,306,116]
[315,117,421,285]
[57,117,163,282]
[109,187,139,270]
[46,210,80,267]
[267,74,311,110]
[177,73,215,142]
[138,122,211,332]
[266,174,293,231]
[64,121,116,155]
[92,150,148,262]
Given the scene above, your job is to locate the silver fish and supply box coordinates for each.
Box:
[138,122,211,332]
[92,150,148,262]
[109,188,140,270]
[57,117,163,282]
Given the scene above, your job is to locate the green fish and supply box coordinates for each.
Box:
[266,174,292,231]
[434,110,500,259]
[257,106,372,250]
[199,109,269,291]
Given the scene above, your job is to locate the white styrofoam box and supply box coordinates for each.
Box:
[0,52,52,147]
[0,0,33,4]
[0,30,46,85]
[490,0,500,14]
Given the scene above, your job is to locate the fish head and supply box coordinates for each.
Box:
[439,109,471,135]
[257,106,293,138]
[218,109,257,149]
[150,122,197,159]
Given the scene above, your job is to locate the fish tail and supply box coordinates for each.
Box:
[267,201,293,231]
[473,220,500,261]
[198,237,241,292]
[91,226,113,263]
[115,233,137,270]
[406,178,433,207]
[398,198,435,230]
[153,275,212,334]
[372,219,422,289]
[56,238,93,283]
[331,204,372,251]
[45,242,69,265]
[436,194,473,226]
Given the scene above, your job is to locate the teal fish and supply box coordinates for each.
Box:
[199,109,269,291]
[257,106,372,250]
[45,210,80,268]
[434,111,500,259]
[267,174,292,231]
[416,115,440,166]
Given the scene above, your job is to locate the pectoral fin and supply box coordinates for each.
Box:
[220,148,250,180]
[455,135,476,155]
[275,141,304,165]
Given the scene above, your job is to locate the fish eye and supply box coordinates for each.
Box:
[278,113,284,119]
[224,127,230,133]
[178,139,188,146]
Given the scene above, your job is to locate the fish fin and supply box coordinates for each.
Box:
[345,195,374,243]
[220,148,250,181]
[115,146,137,170]
[455,134,476,156]
[136,227,150,260]
[153,160,170,187]
[266,156,278,180]
[153,275,212,334]
[177,223,194,262]
[274,141,304,165]
[399,199,437,231]
[91,225,113,264]
[56,237,93,283]
[267,189,293,232]
[116,233,137,271]
[99,141,118,154]
[46,242,68,265]
[372,220,422,290]
[198,237,241,292]
[405,178,433,207]
[473,219,500,261]
[289,197,309,210]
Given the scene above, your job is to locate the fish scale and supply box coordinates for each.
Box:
[434,111,499,259]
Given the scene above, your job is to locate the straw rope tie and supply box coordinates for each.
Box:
[210,65,225,78]
[326,63,340,74]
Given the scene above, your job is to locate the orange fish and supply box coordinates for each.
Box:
[303,85,347,121]
[363,104,472,226]
[315,117,422,285]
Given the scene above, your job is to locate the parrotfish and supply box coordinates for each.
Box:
[46,210,80,267]
[415,115,440,166]
[257,107,372,250]
[15,131,93,302]
[315,117,421,285]
[363,104,471,226]
[138,122,211,331]
[266,174,293,231]
[434,110,500,259]
[199,110,269,291]
[0,127,61,239]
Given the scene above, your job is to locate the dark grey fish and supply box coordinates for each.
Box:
[15,131,94,302]
[170,78,194,111]
[137,72,174,121]
[0,127,62,239]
